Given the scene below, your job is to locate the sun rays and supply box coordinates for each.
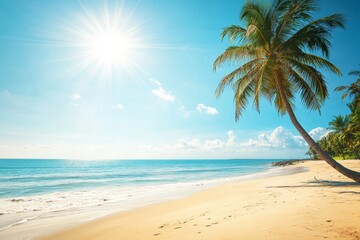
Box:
[46,1,149,82]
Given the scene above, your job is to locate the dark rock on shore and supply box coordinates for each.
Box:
[271,159,307,167]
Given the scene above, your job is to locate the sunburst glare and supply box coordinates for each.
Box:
[47,1,149,82]
[90,31,132,64]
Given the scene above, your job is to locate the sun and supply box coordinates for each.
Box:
[90,30,133,65]
[48,1,148,79]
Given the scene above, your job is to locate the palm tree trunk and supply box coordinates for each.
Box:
[276,71,360,182]
[285,105,360,182]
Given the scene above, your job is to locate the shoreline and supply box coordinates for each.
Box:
[0,163,301,240]
[41,160,360,240]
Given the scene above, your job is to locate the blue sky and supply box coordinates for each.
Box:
[0,0,359,159]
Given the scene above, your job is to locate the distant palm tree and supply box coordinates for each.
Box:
[335,66,360,101]
[328,116,350,159]
[327,133,346,160]
[214,0,360,182]
[334,68,360,159]
[328,115,349,135]
[348,101,360,136]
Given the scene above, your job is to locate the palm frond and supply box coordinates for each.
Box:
[334,86,347,92]
[213,45,261,71]
[232,63,265,119]
[234,80,255,120]
[288,66,322,112]
[274,68,295,115]
[291,52,342,75]
[241,1,272,47]
[272,0,314,47]
[286,58,328,100]
[240,1,267,23]
[253,58,275,112]
[281,14,345,58]
[221,25,247,43]
[215,59,262,96]
[349,70,360,76]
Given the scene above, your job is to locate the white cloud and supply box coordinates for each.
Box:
[175,138,200,150]
[309,127,330,141]
[152,87,175,102]
[150,79,191,117]
[196,103,218,115]
[140,126,330,158]
[204,139,225,150]
[113,104,124,111]
[150,78,176,102]
[70,93,81,101]
[245,126,305,148]
[226,130,236,146]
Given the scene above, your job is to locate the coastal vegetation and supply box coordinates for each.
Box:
[306,68,360,160]
[214,0,360,182]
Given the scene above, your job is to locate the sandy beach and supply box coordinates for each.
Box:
[40,160,360,240]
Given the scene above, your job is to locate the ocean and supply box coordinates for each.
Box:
[0,159,282,198]
[0,159,288,238]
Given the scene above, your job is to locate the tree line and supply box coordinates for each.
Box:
[306,68,360,160]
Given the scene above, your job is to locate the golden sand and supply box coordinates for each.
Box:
[42,160,360,240]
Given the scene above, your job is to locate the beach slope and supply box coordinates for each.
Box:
[42,160,360,240]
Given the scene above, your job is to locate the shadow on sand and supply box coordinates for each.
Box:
[267,178,360,192]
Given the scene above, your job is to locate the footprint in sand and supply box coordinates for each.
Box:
[153,233,161,236]
[174,226,182,229]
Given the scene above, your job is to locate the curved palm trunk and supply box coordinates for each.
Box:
[276,72,360,183]
[285,103,360,182]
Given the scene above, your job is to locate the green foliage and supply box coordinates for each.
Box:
[308,68,360,159]
[214,0,344,120]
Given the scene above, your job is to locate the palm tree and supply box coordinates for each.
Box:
[319,135,333,154]
[327,115,359,159]
[327,132,346,160]
[334,68,360,159]
[335,66,360,102]
[213,0,360,182]
[348,102,360,138]
[328,115,349,135]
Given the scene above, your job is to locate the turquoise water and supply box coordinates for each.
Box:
[0,159,281,198]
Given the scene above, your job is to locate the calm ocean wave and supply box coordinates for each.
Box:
[0,159,282,198]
